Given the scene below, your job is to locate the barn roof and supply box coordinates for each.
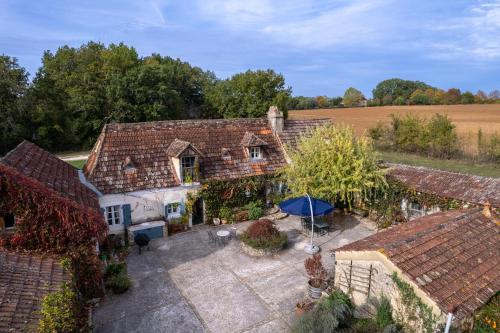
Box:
[337,209,500,319]
[0,141,100,212]
[0,250,71,333]
[84,117,329,194]
[386,163,500,207]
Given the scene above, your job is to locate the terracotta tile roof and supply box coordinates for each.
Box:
[337,209,500,319]
[84,118,328,194]
[0,141,100,211]
[278,119,331,149]
[385,163,500,207]
[0,250,71,333]
[240,132,269,147]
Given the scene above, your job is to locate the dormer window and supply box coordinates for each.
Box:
[221,148,231,160]
[181,155,197,183]
[249,146,262,160]
[123,156,136,175]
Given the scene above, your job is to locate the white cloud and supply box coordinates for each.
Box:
[429,0,500,59]
[196,0,395,48]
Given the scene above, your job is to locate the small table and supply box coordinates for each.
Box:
[314,221,330,236]
[217,230,230,237]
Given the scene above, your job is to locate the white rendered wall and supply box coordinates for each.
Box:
[99,185,200,226]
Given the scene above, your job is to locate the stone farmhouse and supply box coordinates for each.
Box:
[83,107,328,239]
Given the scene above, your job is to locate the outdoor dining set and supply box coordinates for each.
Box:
[300,217,331,236]
[207,228,237,246]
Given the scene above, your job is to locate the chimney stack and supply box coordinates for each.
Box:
[267,106,284,133]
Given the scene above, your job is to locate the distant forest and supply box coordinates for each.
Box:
[1,42,498,154]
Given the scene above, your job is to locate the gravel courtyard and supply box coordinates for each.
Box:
[93,214,376,333]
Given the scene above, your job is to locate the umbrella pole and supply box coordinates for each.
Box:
[304,193,319,254]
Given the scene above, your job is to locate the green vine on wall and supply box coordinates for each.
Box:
[391,272,438,333]
[199,175,274,218]
[366,178,467,228]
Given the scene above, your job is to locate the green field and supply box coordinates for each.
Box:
[68,159,87,169]
[378,151,499,178]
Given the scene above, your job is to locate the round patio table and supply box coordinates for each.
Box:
[217,230,230,237]
[217,230,230,245]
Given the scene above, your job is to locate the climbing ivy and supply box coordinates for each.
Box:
[199,175,274,218]
[391,272,438,333]
[366,178,467,228]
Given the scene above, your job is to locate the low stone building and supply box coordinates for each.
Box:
[385,163,500,220]
[0,250,71,333]
[83,107,328,239]
[333,208,499,331]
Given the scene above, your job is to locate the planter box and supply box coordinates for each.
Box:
[128,221,165,240]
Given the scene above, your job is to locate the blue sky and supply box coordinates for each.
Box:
[1,0,499,97]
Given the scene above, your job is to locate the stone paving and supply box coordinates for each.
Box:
[93,214,376,333]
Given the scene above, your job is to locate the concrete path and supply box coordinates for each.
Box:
[93,214,376,333]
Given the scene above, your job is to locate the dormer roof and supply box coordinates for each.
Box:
[166,139,204,157]
[240,132,268,147]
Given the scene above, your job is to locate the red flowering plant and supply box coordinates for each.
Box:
[0,164,108,299]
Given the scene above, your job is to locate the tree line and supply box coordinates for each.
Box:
[0,42,290,154]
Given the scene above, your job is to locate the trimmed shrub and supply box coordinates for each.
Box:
[108,273,131,294]
[240,219,287,250]
[104,262,126,278]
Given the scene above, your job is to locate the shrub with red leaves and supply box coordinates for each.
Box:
[305,254,327,288]
[246,219,279,239]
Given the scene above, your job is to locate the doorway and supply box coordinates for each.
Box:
[191,198,204,225]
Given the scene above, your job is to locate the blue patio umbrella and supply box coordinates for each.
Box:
[279,194,334,254]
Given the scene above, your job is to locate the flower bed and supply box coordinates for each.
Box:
[239,219,287,256]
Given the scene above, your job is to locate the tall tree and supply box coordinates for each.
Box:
[281,124,386,206]
[206,69,291,118]
[342,87,365,107]
[0,55,29,154]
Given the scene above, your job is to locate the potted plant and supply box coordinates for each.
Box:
[304,254,327,299]
[219,205,233,224]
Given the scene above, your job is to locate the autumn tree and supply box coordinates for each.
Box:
[444,88,461,104]
[342,87,365,107]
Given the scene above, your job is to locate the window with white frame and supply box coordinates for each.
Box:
[166,202,181,217]
[105,205,121,226]
[249,146,262,160]
[408,201,426,219]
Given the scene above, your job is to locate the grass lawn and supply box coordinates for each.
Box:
[68,159,87,169]
[378,151,500,178]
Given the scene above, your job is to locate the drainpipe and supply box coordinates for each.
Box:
[444,306,456,333]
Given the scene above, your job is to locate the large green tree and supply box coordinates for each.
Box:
[0,55,29,154]
[372,78,432,105]
[206,69,291,118]
[281,124,386,206]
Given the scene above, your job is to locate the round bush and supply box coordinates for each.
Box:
[240,219,287,250]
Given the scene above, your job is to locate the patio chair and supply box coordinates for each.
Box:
[207,230,218,246]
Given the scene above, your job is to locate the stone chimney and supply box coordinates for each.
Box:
[482,201,491,218]
[267,106,284,133]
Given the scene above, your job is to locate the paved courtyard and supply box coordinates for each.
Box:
[93,214,376,333]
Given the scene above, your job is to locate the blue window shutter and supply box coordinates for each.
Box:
[180,202,186,214]
[164,204,169,218]
[122,204,132,226]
